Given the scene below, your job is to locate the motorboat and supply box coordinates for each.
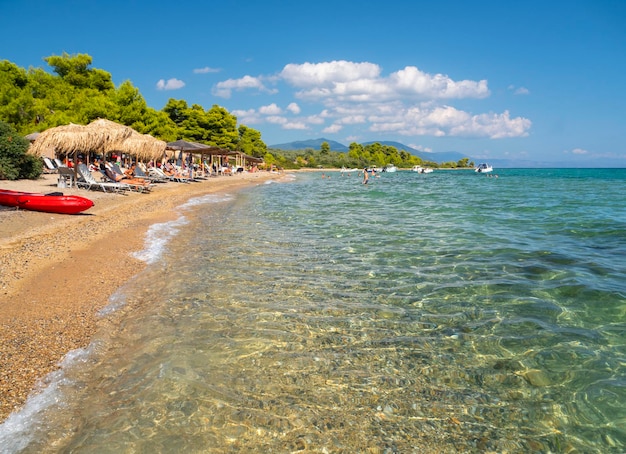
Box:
[412,165,433,173]
[340,167,360,173]
[382,164,397,173]
[475,163,493,173]
[0,189,94,214]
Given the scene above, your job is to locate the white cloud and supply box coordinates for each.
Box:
[283,121,309,130]
[323,124,343,133]
[280,60,381,87]
[213,60,531,139]
[409,144,433,153]
[369,105,531,139]
[156,78,185,90]
[390,66,489,99]
[232,108,262,124]
[280,62,488,102]
[259,103,282,115]
[508,84,530,95]
[570,148,589,155]
[286,102,301,114]
[193,66,221,74]
[212,75,276,98]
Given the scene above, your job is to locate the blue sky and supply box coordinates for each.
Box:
[1,0,625,165]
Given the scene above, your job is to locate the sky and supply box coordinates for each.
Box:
[1,0,625,166]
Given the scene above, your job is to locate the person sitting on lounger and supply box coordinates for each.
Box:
[163,161,188,179]
[124,163,149,183]
[102,163,151,187]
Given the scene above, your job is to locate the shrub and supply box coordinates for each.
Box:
[0,121,42,180]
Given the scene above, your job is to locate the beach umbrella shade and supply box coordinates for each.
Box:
[107,132,166,162]
[86,118,135,150]
[166,139,212,152]
[28,123,106,157]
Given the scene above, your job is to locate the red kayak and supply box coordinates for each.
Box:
[0,189,94,214]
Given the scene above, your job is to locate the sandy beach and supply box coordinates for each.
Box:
[0,171,279,423]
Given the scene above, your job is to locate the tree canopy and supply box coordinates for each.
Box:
[0,53,267,157]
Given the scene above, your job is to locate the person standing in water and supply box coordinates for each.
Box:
[362,168,369,184]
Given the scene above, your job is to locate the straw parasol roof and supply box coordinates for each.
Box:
[28,123,105,157]
[27,119,160,161]
[86,118,134,150]
[107,131,166,162]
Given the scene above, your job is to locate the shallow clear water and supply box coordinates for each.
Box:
[1,169,625,453]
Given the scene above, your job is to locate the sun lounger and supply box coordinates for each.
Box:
[76,164,129,193]
[102,164,154,193]
[42,157,57,173]
[135,163,168,183]
[149,166,190,183]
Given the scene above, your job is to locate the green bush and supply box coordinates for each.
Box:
[0,121,42,180]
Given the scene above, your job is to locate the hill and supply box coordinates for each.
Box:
[269,138,470,164]
[269,138,348,152]
[360,141,469,163]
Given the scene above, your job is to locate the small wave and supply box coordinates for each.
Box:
[180,193,233,209]
[0,345,95,454]
[132,216,189,264]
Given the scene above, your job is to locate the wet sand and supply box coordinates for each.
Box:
[0,171,279,422]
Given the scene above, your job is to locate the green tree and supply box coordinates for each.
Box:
[162,98,189,126]
[45,53,114,91]
[0,121,41,180]
[320,141,330,155]
[110,80,150,130]
[238,125,266,157]
[204,105,239,149]
[142,109,178,142]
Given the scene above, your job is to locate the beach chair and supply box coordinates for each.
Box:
[203,162,216,177]
[42,157,57,173]
[102,164,154,193]
[76,164,129,193]
[149,166,190,183]
[135,163,168,183]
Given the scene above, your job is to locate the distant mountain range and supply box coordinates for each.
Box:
[269,138,469,164]
[269,138,623,168]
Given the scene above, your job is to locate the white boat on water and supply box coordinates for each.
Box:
[340,167,360,173]
[475,163,493,173]
[412,165,433,173]
[382,164,397,173]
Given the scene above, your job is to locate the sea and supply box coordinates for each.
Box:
[1,168,625,453]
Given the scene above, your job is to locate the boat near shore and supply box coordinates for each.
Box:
[475,163,493,173]
[0,189,94,214]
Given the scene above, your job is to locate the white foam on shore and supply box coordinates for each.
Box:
[0,344,97,453]
[179,192,233,209]
[132,194,232,265]
[131,216,189,265]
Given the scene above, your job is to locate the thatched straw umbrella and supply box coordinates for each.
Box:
[106,132,166,163]
[86,118,134,152]
[28,123,105,158]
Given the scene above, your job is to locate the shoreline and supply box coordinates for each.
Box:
[0,171,280,422]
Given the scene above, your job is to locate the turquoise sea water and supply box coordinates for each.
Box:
[1,168,625,453]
